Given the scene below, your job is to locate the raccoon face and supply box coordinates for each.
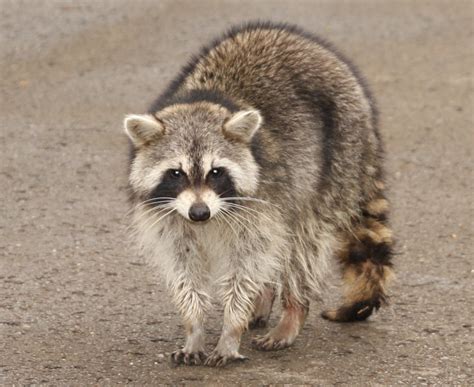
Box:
[124,103,262,223]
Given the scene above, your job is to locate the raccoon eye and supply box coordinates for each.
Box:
[169,169,183,178]
[210,168,223,177]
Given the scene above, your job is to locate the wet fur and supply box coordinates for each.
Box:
[125,21,394,366]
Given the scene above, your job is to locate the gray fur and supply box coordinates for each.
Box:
[124,22,392,367]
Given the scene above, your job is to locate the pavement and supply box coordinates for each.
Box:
[1,0,473,384]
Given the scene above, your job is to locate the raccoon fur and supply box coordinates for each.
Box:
[123,22,394,367]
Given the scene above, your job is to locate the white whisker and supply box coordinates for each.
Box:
[134,205,173,224]
[124,197,175,218]
[220,196,280,209]
[221,208,253,235]
[216,211,240,239]
[127,206,174,233]
[222,202,273,222]
[141,207,176,236]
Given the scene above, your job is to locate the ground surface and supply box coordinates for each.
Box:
[1,0,473,385]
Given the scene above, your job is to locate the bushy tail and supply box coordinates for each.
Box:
[322,188,394,322]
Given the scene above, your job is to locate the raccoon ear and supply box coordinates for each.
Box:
[124,114,164,146]
[223,109,262,143]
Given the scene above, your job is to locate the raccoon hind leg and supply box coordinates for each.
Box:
[249,285,275,329]
[252,290,309,351]
[322,193,394,322]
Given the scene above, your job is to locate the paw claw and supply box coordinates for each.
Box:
[204,350,248,367]
[251,334,292,351]
[170,349,207,366]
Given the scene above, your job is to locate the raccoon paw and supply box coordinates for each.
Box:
[170,349,207,366]
[204,349,248,367]
[248,316,269,329]
[251,334,294,351]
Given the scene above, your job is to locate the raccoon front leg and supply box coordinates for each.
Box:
[171,320,207,366]
[252,290,309,351]
[205,276,258,367]
[169,278,211,365]
[167,253,212,365]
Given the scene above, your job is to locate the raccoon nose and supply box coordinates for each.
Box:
[189,202,210,222]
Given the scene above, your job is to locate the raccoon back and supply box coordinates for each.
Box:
[149,22,383,228]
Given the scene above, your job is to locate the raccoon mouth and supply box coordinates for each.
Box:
[188,218,211,224]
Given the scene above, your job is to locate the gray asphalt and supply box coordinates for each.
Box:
[1,0,473,384]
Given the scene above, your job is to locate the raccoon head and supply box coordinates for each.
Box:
[124,102,262,223]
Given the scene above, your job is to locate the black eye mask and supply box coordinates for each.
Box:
[206,167,237,199]
[148,169,190,201]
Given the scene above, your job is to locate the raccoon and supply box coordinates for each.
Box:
[124,22,394,367]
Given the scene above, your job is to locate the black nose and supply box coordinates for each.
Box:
[188,203,210,222]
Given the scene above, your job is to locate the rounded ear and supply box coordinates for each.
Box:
[123,114,164,147]
[223,110,262,143]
